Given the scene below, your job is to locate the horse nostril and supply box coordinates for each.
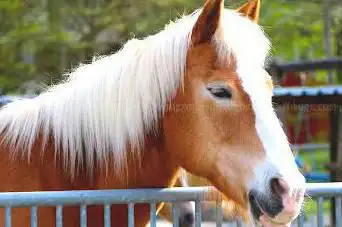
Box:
[270,178,289,197]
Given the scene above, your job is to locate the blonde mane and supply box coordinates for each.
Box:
[0,9,270,175]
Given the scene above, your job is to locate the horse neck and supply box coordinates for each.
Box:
[0,123,180,190]
[95,131,180,189]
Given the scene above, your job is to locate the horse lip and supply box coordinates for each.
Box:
[253,195,270,219]
[249,190,282,222]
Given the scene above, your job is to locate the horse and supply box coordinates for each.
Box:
[0,0,306,226]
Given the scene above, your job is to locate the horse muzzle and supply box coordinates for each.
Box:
[249,178,305,225]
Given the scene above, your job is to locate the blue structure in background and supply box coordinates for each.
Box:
[295,156,330,182]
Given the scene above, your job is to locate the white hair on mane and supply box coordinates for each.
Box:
[0,8,270,175]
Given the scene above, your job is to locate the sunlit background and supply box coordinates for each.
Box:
[1,0,342,226]
[0,0,340,93]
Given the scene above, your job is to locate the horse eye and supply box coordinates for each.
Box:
[207,85,232,99]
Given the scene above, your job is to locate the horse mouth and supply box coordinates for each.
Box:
[248,190,284,223]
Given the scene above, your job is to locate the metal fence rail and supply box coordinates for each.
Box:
[0,183,341,227]
[298,183,342,227]
[0,187,222,227]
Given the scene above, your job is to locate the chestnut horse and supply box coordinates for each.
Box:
[0,0,306,226]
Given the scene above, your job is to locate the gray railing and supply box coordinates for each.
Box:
[0,183,341,227]
[0,187,219,227]
[296,183,342,227]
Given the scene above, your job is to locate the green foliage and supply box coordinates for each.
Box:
[0,0,341,93]
[261,0,329,60]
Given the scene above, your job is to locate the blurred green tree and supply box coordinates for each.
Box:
[0,0,341,93]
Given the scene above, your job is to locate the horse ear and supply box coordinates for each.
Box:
[191,0,224,45]
[236,0,261,23]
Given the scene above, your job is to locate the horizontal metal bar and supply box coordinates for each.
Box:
[0,187,214,207]
[306,183,342,197]
[0,183,340,207]
[291,143,330,151]
[269,58,342,72]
